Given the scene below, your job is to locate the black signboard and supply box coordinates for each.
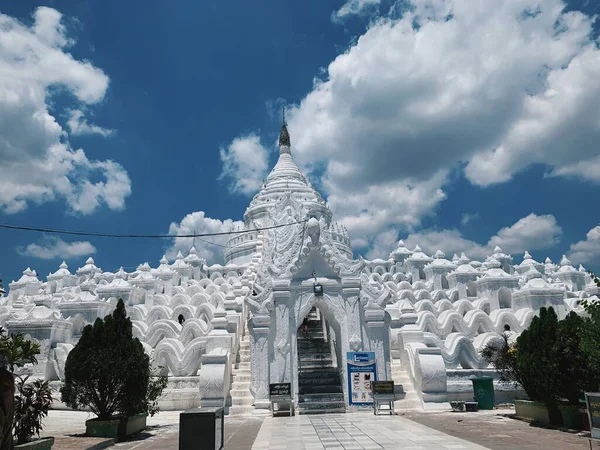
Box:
[372,381,394,398]
[586,392,600,439]
[270,383,291,400]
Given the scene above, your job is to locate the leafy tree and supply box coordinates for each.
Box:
[0,328,41,450]
[61,299,167,419]
[480,334,520,386]
[580,272,600,388]
[554,311,600,403]
[515,307,562,405]
[13,377,53,445]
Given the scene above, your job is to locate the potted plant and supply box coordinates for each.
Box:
[1,329,56,449]
[481,308,563,425]
[60,299,167,441]
[485,306,600,428]
[13,377,54,449]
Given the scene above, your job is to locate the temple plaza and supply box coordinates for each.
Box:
[2,120,600,449]
[39,409,594,449]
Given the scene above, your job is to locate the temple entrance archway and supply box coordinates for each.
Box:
[295,305,345,413]
[291,289,348,410]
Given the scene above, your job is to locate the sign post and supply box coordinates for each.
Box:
[347,352,377,407]
[372,381,395,415]
[270,383,293,416]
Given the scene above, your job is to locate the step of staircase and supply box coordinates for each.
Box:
[298,401,346,414]
[299,384,343,394]
[297,307,345,415]
[229,404,255,416]
[228,329,255,416]
[232,396,254,406]
[299,393,344,403]
[390,360,422,410]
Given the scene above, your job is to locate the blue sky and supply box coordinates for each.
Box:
[1,0,599,286]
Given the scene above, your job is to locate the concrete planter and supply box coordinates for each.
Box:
[514,400,562,426]
[464,402,478,412]
[14,437,54,450]
[450,401,465,412]
[558,403,584,430]
[86,413,147,440]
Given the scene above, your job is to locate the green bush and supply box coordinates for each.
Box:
[581,272,600,384]
[13,377,53,445]
[485,305,600,406]
[515,307,562,404]
[480,334,520,386]
[554,311,600,403]
[61,299,167,419]
[0,327,41,449]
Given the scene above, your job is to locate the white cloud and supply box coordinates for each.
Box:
[487,213,562,254]
[461,212,480,226]
[567,225,600,265]
[220,134,269,196]
[67,109,115,137]
[334,0,381,20]
[284,0,600,239]
[328,170,448,245]
[167,211,244,264]
[0,7,131,214]
[367,213,562,261]
[17,236,96,260]
[402,229,489,261]
[365,229,399,260]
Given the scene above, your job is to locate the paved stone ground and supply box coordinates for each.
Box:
[41,408,600,449]
[402,408,598,450]
[41,410,263,450]
[252,413,487,450]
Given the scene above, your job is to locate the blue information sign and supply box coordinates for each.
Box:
[347,352,377,406]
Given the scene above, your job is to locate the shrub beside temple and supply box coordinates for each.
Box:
[482,276,600,429]
[1,327,55,449]
[61,299,167,439]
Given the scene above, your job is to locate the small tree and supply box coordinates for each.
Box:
[580,272,600,386]
[554,311,600,403]
[0,328,41,450]
[13,377,53,445]
[61,299,166,419]
[480,334,520,386]
[515,307,562,405]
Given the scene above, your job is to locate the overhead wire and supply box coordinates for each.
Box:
[0,220,308,241]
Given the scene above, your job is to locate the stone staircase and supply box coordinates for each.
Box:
[390,359,422,410]
[228,334,254,416]
[298,309,346,414]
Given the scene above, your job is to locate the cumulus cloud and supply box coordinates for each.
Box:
[568,225,600,265]
[367,213,563,261]
[283,0,600,238]
[401,229,490,261]
[0,7,131,214]
[333,0,381,20]
[220,134,269,196]
[67,109,115,137]
[167,211,244,263]
[17,236,96,260]
[487,214,563,254]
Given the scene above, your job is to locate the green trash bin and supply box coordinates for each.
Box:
[472,377,495,410]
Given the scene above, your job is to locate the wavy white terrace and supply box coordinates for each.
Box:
[2,119,599,413]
